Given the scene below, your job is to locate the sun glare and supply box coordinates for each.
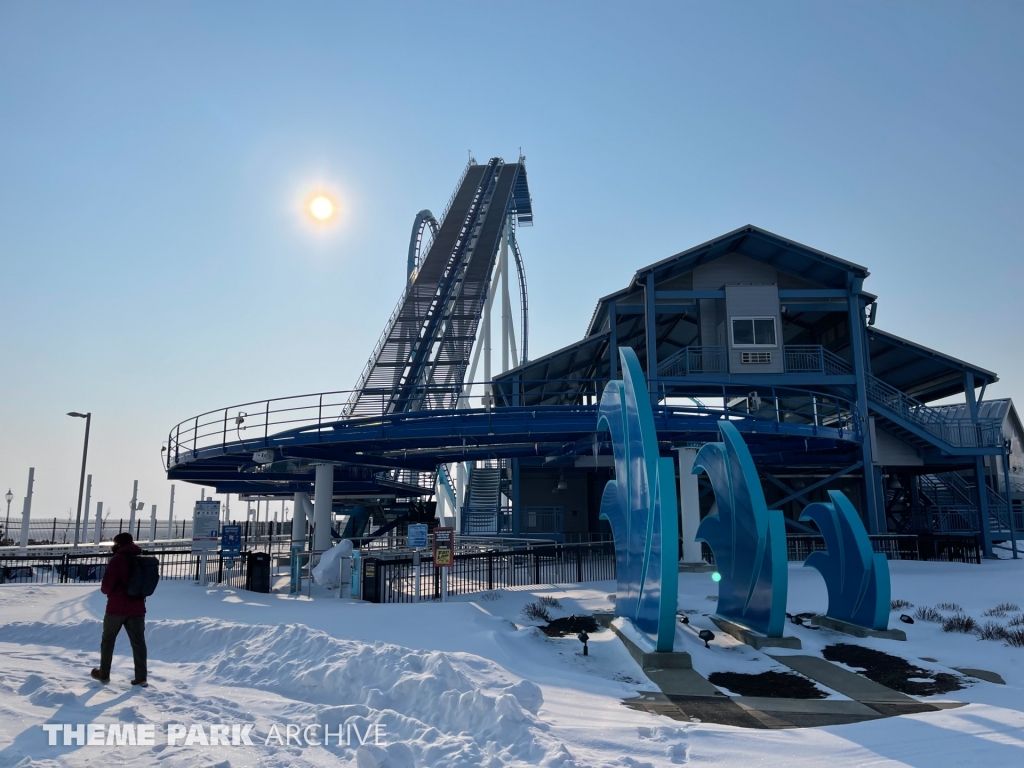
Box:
[310,196,335,221]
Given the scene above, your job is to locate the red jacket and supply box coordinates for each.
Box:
[100,543,147,616]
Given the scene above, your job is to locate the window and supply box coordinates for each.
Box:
[731,317,777,347]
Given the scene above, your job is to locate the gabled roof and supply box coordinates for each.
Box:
[635,224,869,287]
[588,225,870,335]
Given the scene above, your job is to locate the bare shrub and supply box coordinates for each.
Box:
[983,602,1021,617]
[1005,627,1024,648]
[935,601,962,612]
[1007,614,1024,628]
[914,606,943,622]
[976,621,1009,641]
[479,590,502,602]
[941,614,977,634]
[537,596,562,610]
[890,599,913,611]
[521,601,552,623]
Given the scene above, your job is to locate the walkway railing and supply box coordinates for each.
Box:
[167,380,862,469]
[657,345,852,377]
[657,346,727,377]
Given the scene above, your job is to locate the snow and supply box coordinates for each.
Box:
[0,559,1021,766]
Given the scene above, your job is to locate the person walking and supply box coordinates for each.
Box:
[91,532,148,686]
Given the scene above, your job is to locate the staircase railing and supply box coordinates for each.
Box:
[865,374,1003,448]
[343,283,412,417]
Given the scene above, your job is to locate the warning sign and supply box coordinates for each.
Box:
[433,526,454,568]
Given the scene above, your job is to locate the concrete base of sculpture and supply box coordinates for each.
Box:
[811,614,907,641]
[677,561,717,573]
[711,615,802,650]
[610,619,693,670]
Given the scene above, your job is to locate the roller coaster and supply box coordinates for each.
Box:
[166,157,1023,558]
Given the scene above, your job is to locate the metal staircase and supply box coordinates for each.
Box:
[865,374,1002,450]
[919,472,1014,536]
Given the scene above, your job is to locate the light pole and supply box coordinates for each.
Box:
[67,412,92,547]
[3,489,12,544]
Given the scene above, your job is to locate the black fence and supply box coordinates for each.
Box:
[0,549,255,587]
[701,533,982,566]
[364,541,616,603]
[0,519,293,547]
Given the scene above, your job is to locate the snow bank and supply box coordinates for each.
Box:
[0,618,568,766]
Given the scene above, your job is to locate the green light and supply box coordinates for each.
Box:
[711,571,722,582]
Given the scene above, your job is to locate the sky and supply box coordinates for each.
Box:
[1,1,1022,526]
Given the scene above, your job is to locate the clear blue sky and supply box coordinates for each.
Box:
[1,1,1022,523]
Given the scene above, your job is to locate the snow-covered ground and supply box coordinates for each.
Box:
[0,559,1022,767]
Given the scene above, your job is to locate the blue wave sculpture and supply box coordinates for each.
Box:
[694,422,788,637]
[598,347,679,651]
[799,490,891,631]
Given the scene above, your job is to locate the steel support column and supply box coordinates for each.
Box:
[847,280,885,534]
[676,447,703,563]
[609,301,618,381]
[964,371,993,556]
[292,491,309,548]
[313,464,334,555]
[645,273,657,405]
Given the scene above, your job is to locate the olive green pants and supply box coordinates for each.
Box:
[99,614,147,681]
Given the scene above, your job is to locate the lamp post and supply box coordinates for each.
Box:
[3,489,12,544]
[67,412,92,547]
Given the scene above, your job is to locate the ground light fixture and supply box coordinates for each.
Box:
[711,571,722,582]
[67,411,92,547]
[577,630,589,656]
[698,629,715,649]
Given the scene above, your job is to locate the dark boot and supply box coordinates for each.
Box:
[131,678,148,687]
[91,668,110,683]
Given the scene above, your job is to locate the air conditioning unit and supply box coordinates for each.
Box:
[741,352,772,364]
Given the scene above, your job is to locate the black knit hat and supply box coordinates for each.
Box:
[113,532,134,546]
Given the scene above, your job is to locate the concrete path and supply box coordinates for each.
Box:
[765,653,941,716]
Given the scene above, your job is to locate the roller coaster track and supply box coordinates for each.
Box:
[510,225,529,364]
[407,209,440,279]
[346,158,532,418]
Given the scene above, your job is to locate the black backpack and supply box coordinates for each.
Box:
[126,555,160,598]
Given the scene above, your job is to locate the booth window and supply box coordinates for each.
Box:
[731,317,776,347]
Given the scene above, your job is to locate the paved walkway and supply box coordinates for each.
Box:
[621,639,964,728]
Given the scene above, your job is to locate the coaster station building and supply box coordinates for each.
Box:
[166,159,1023,560]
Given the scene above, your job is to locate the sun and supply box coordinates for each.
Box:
[309,195,335,221]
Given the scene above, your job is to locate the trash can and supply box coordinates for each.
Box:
[361,558,379,603]
[246,552,271,593]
